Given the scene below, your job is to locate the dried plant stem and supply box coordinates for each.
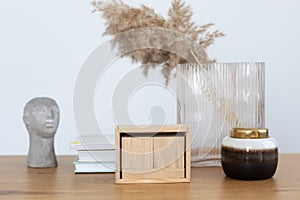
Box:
[92,0,224,85]
[190,50,241,127]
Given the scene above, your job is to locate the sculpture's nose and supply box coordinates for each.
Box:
[45,108,55,127]
[46,108,54,120]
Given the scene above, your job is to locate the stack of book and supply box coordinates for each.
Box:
[70,134,115,173]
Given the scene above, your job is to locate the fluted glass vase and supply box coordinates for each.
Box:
[177,62,265,167]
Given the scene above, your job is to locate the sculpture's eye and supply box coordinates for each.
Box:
[51,106,59,114]
[32,106,48,119]
[51,106,59,119]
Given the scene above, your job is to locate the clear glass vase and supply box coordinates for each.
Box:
[177,62,265,167]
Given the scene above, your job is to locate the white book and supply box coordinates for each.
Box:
[73,158,115,173]
[70,134,115,150]
[77,150,115,162]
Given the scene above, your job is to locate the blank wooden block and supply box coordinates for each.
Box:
[115,125,190,184]
[122,137,153,170]
[153,136,184,169]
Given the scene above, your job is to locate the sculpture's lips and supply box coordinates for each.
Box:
[45,119,55,128]
[45,124,55,128]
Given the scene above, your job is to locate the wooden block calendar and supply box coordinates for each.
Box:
[115,125,190,184]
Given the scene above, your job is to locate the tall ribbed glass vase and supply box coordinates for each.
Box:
[177,62,265,167]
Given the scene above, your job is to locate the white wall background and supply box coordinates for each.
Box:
[0,0,299,155]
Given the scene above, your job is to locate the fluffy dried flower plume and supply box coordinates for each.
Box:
[92,0,224,85]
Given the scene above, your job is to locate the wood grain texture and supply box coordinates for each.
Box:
[0,155,300,199]
[122,137,153,169]
[117,124,188,133]
[115,125,190,184]
[153,136,184,169]
[122,168,184,179]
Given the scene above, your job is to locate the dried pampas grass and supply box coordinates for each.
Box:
[92,0,224,85]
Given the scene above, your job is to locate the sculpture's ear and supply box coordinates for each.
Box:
[23,112,31,126]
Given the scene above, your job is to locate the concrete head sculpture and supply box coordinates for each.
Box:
[23,97,60,168]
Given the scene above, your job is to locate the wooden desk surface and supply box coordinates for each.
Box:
[0,155,299,200]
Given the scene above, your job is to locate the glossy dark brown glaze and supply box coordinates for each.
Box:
[221,146,278,180]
